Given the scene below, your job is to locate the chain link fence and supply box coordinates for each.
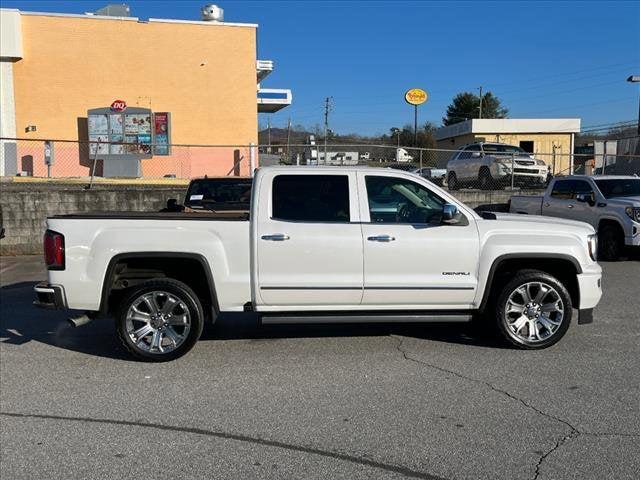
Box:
[1,137,639,192]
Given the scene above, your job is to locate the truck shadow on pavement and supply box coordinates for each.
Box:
[1,281,505,361]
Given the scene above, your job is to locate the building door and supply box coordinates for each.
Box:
[520,141,534,154]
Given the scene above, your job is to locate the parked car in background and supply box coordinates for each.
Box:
[510,175,640,260]
[35,166,601,361]
[412,167,447,186]
[447,142,547,190]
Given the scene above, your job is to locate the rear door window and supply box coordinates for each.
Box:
[272,175,350,222]
[550,180,573,200]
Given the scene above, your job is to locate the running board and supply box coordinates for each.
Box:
[261,313,472,325]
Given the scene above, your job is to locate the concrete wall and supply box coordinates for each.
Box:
[0,181,539,256]
[0,181,185,255]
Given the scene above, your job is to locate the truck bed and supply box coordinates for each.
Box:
[509,194,544,215]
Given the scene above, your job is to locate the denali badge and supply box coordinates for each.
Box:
[442,272,470,276]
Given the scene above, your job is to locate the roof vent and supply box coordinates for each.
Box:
[94,4,131,17]
[201,4,224,22]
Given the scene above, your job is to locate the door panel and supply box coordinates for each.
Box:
[358,173,479,307]
[256,173,363,306]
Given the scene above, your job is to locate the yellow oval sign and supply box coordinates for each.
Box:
[405,88,428,105]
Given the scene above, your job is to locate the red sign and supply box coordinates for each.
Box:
[110,100,127,112]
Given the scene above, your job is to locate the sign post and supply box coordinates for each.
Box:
[44,140,54,178]
[404,88,428,147]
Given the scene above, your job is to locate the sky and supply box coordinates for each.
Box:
[2,0,639,136]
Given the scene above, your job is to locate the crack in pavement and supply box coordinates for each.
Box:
[0,411,448,480]
[391,336,639,480]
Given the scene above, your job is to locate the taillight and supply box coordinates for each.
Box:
[44,230,65,270]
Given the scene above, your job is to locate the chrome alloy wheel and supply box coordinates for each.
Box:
[125,291,191,354]
[504,282,564,343]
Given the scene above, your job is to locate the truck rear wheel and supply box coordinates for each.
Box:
[116,278,204,362]
[494,270,572,349]
[478,168,492,190]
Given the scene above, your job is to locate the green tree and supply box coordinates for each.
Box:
[443,91,508,126]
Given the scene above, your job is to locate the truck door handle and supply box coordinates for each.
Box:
[261,234,290,241]
[367,235,396,242]
[567,205,574,209]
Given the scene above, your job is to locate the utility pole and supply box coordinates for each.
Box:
[267,116,271,153]
[324,97,332,164]
[286,117,292,162]
[478,86,483,119]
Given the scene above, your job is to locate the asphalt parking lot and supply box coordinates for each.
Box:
[1,255,639,480]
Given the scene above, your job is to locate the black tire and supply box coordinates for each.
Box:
[448,172,459,190]
[116,278,204,362]
[478,168,492,190]
[494,270,572,349]
[598,224,624,261]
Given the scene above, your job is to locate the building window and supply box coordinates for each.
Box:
[520,141,534,153]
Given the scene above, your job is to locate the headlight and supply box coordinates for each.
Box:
[588,234,598,261]
[624,206,640,223]
[535,159,546,166]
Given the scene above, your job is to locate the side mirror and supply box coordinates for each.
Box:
[471,152,481,158]
[576,193,595,206]
[442,203,460,224]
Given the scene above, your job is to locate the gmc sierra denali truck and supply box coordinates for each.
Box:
[35,166,602,361]
[510,175,640,260]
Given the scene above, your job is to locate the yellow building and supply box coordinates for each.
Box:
[0,5,291,177]
[434,119,581,174]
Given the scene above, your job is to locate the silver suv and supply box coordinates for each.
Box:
[447,142,547,190]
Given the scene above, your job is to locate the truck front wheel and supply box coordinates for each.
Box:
[494,270,572,349]
[116,279,204,362]
[598,224,624,261]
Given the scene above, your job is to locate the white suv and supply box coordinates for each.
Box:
[447,142,547,190]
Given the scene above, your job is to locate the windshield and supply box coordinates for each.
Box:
[185,178,252,210]
[594,178,640,199]
[482,144,527,155]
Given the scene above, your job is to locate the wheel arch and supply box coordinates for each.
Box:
[99,252,219,322]
[598,217,625,236]
[478,253,582,313]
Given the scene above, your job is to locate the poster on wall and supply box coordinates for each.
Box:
[109,114,123,134]
[87,105,170,159]
[89,135,109,155]
[88,114,108,135]
[154,112,171,155]
[137,134,152,154]
[125,113,152,135]
[124,135,138,154]
[109,134,125,154]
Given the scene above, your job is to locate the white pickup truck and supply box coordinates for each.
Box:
[35,166,602,361]
[510,175,640,260]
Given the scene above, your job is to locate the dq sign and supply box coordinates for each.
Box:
[110,100,127,112]
[404,88,428,106]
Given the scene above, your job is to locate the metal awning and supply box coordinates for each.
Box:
[258,88,292,113]
[257,60,273,82]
